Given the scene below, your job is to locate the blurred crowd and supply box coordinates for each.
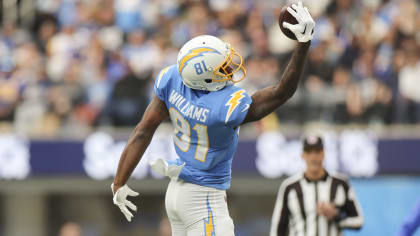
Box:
[1,0,420,136]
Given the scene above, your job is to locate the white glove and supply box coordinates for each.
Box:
[111,183,139,222]
[283,1,315,43]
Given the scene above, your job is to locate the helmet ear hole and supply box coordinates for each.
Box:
[204,79,212,83]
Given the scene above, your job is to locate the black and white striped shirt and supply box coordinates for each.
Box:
[270,171,363,236]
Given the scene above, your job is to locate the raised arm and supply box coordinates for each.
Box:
[113,95,169,190]
[243,42,310,123]
[242,2,314,124]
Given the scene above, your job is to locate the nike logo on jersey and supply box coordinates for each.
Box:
[241,104,250,112]
[225,90,245,123]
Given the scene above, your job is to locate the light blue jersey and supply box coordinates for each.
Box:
[154,65,252,190]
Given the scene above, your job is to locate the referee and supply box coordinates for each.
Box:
[270,134,363,236]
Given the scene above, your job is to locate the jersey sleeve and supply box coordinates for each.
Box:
[221,88,252,128]
[338,182,364,229]
[154,65,173,101]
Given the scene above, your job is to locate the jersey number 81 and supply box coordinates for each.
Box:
[169,108,209,162]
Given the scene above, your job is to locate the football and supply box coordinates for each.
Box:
[278,5,298,40]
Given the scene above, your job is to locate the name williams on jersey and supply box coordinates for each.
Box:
[168,90,210,123]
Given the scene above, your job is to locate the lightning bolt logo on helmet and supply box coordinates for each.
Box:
[178,47,220,74]
[225,90,246,123]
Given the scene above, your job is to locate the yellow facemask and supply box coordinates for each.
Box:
[212,46,246,84]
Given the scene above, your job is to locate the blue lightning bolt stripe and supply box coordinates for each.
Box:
[178,47,221,74]
[204,194,215,236]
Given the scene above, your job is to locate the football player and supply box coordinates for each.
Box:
[112,2,315,235]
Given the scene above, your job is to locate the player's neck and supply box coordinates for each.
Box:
[304,168,326,181]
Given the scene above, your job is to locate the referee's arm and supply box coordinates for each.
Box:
[337,182,364,230]
[270,182,290,236]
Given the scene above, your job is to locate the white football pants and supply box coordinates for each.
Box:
[165,178,235,236]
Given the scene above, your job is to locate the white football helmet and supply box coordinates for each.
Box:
[177,35,246,91]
